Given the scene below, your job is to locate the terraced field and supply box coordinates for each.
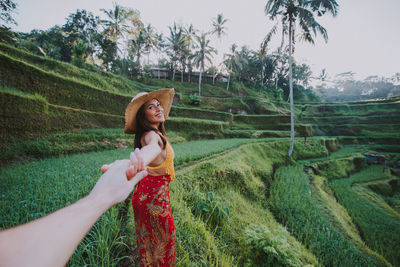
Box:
[298,99,400,152]
[1,43,399,266]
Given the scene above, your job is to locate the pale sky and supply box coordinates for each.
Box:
[10,0,400,81]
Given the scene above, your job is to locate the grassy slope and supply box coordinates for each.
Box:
[312,175,392,267]
[1,138,334,266]
[1,43,295,155]
[270,164,380,267]
[330,166,400,266]
[298,100,400,155]
[2,42,400,266]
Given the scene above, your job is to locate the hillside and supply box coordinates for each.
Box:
[1,44,399,266]
[298,99,400,153]
[0,43,297,163]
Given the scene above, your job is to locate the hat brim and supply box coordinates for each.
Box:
[124,88,175,134]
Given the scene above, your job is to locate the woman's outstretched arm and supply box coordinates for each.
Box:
[137,130,163,165]
[102,131,164,173]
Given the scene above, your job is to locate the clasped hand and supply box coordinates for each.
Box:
[91,148,146,207]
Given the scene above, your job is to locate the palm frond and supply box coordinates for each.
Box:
[265,0,286,18]
[260,23,278,59]
[297,7,328,43]
[306,0,339,17]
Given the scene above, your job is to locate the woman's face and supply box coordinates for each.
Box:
[144,98,165,124]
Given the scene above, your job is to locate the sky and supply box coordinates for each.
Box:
[9,0,400,81]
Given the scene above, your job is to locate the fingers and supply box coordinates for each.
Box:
[129,170,147,185]
[134,148,145,172]
[130,151,138,175]
[100,164,110,173]
[102,148,146,180]
[126,166,135,180]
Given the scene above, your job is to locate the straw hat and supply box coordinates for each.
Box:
[124,88,175,134]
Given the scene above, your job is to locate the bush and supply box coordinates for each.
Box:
[189,94,201,105]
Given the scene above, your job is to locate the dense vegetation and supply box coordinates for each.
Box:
[1,2,400,266]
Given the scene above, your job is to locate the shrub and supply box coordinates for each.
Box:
[189,94,201,105]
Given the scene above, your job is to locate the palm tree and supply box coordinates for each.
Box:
[166,23,186,81]
[224,44,244,91]
[141,24,157,66]
[265,0,339,157]
[154,33,166,79]
[100,3,131,44]
[193,33,216,96]
[129,28,146,68]
[211,13,228,39]
[210,14,228,84]
[236,46,251,83]
[183,24,197,82]
[260,23,278,86]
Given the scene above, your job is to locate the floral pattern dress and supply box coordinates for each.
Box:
[132,174,176,266]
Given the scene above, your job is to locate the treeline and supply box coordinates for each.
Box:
[314,72,400,102]
[0,1,318,101]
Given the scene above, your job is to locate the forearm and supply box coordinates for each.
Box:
[139,142,162,165]
[0,193,110,267]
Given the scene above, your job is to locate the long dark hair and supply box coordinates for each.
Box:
[134,103,167,149]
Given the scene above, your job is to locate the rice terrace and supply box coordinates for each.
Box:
[1,0,400,266]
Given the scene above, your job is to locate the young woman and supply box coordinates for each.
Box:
[124,88,176,266]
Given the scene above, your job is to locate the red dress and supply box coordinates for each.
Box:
[132,143,176,266]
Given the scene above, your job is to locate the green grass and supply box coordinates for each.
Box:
[298,145,365,164]
[1,139,331,266]
[330,166,400,266]
[311,175,392,266]
[0,139,252,265]
[169,140,328,266]
[0,51,133,115]
[146,78,231,97]
[303,102,400,117]
[1,138,262,226]
[224,129,291,138]
[270,164,380,266]
[0,42,155,95]
[0,85,48,103]
[310,155,366,180]
[170,106,234,123]
[0,114,239,165]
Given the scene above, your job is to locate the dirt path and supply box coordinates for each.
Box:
[175,141,268,174]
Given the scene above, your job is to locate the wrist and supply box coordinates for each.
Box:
[86,191,114,212]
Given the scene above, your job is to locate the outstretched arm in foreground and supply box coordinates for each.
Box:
[0,159,147,267]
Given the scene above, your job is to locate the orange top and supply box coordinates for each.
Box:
[146,142,175,181]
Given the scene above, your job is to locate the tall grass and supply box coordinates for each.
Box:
[1,139,330,265]
[270,164,379,266]
[0,149,128,266]
[330,166,400,266]
[1,139,255,265]
[170,141,325,265]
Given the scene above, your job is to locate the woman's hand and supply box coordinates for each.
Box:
[101,148,145,180]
